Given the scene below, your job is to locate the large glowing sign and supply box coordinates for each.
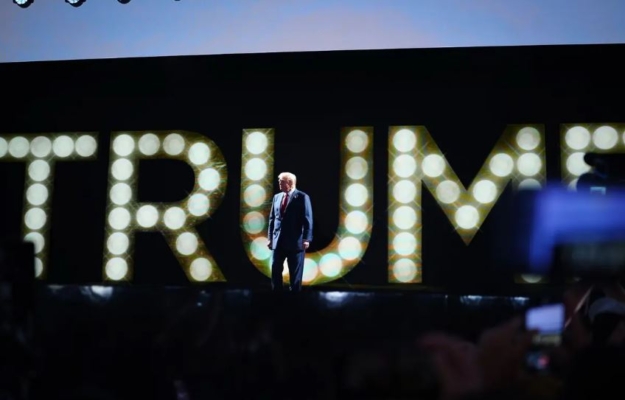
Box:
[103,131,228,282]
[0,133,98,279]
[561,124,625,189]
[1,124,624,285]
[387,125,546,284]
[240,128,374,285]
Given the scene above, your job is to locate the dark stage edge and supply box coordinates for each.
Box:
[27,284,561,399]
[32,283,559,357]
[33,283,561,340]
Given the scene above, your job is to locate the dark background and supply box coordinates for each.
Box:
[1,44,623,292]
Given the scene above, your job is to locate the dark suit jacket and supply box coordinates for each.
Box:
[268,189,313,251]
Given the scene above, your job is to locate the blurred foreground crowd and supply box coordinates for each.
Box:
[212,282,625,400]
[2,282,625,400]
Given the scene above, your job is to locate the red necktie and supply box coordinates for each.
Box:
[280,193,289,215]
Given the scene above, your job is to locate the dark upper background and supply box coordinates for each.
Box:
[0,44,623,291]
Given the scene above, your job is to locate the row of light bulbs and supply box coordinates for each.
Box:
[13,0,180,8]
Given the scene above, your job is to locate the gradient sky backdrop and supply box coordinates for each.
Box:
[1,0,625,63]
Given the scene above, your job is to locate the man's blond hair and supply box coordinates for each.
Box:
[278,172,297,187]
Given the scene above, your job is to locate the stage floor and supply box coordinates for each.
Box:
[26,283,561,399]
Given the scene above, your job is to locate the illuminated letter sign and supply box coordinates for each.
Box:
[240,128,374,284]
[0,133,98,279]
[561,124,625,189]
[102,131,228,282]
[387,125,546,284]
[3,122,624,285]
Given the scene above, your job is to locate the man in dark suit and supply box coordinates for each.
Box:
[267,172,313,291]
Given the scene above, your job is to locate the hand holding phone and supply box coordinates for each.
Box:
[526,303,565,346]
[524,303,565,372]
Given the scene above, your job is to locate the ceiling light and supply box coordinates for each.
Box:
[65,0,86,7]
[13,0,34,8]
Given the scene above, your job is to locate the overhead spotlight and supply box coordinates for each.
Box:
[118,0,131,3]
[65,0,86,7]
[13,0,34,8]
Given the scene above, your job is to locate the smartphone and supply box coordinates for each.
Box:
[590,186,607,195]
[524,303,565,372]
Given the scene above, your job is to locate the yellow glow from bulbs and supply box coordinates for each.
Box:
[388,125,547,284]
[240,127,374,285]
[0,133,98,280]
[6,123,622,287]
[102,131,228,283]
[561,124,625,190]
